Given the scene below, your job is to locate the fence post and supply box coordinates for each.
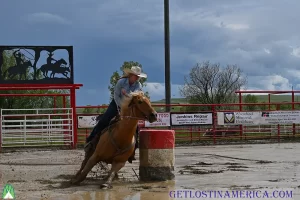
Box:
[0,109,2,152]
[190,127,193,142]
[70,87,77,149]
[212,105,216,145]
[277,124,280,143]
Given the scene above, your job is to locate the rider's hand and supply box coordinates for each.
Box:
[122,89,130,97]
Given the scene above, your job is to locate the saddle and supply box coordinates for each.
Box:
[100,114,121,135]
[89,114,121,149]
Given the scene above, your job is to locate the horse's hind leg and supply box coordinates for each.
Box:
[71,153,100,185]
[100,161,125,189]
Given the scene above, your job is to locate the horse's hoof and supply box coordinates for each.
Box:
[69,179,80,186]
[60,181,72,188]
[100,183,112,189]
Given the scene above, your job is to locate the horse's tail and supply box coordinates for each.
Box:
[36,68,41,76]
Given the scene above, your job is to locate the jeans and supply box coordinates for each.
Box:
[86,99,118,143]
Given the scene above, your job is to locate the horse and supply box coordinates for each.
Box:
[37,58,67,78]
[3,60,33,80]
[50,66,70,78]
[70,91,158,189]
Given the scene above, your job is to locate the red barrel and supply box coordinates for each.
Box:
[139,129,175,181]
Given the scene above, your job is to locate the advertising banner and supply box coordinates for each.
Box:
[145,112,170,127]
[77,115,98,128]
[217,111,300,125]
[171,113,213,125]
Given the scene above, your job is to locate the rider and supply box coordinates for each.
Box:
[47,52,56,66]
[84,66,147,163]
[13,50,23,66]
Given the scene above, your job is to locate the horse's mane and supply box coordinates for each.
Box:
[120,90,144,114]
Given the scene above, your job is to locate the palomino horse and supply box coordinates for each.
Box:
[70,91,157,189]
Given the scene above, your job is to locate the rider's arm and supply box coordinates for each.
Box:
[114,79,123,108]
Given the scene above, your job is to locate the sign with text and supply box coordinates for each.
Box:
[77,115,98,128]
[138,120,145,127]
[145,112,170,127]
[217,111,300,125]
[171,113,213,125]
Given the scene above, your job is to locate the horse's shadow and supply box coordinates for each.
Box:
[51,172,116,189]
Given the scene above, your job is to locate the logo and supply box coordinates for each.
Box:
[224,112,235,124]
[2,184,15,199]
[261,112,269,117]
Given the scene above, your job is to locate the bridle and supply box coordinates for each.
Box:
[120,102,150,121]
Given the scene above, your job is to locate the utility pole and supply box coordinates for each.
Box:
[164,0,171,112]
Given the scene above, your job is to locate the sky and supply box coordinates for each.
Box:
[1,0,300,106]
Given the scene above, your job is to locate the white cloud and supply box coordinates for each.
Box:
[287,69,300,79]
[291,47,300,58]
[25,12,72,25]
[3,0,300,104]
[144,82,183,101]
[220,22,250,30]
[243,74,294,96]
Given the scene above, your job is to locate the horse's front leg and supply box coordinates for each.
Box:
[63,72,68,78]
[100,161,125,189]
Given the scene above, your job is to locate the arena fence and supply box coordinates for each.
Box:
[76,102,300,146]
[0,108,73,148]
[1,102,300,150]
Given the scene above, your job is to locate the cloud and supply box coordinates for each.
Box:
[25,12,71,25]
[144,82,183,101]
[2,0,300,106]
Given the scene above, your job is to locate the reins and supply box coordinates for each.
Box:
[108,102,148,159]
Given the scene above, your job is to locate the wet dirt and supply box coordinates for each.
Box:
[0,143,300,199]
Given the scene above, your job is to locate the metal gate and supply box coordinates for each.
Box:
[0,108,73,148]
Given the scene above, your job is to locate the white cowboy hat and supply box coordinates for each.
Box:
[123,66,147,78]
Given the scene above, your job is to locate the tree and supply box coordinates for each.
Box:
[179,61,247,110]
[82,105,94,113]
[108,61,150,102]
[96,104,107,113]
[243,94,258,110]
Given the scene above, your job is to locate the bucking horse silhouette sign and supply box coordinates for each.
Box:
[0,45,74,84]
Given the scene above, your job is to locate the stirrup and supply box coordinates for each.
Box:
[84,142,92,152]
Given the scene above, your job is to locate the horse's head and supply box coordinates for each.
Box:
[58,58,67,65]
[122,91,157,123]
[24,60,33,67]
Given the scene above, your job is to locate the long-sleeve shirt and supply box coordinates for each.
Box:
[114,78,142,108]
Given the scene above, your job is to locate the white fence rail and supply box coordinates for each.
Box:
[0,108,73,148]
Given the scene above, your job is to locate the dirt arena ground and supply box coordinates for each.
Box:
[0,143,300,200]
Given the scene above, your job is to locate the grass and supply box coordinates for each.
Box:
[76,95,300,114]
